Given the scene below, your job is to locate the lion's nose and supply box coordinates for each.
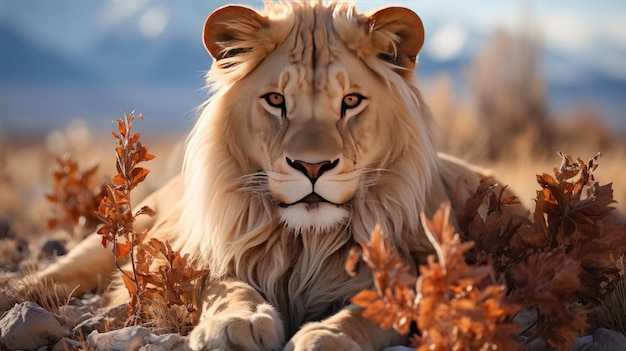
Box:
[286,158,339,182]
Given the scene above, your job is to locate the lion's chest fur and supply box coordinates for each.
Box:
[233,225,371,335]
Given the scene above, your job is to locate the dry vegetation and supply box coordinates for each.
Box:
[426,27,626,213]
[93,112,206,331]
[348,149,625,350]
[0,24,624,350]
[0,120,183,258]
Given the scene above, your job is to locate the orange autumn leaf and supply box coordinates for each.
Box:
[116,241,132,259]
[130,167,150,186]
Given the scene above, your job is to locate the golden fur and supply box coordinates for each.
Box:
[31,2,522,350]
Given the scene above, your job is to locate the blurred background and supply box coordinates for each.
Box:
[0,0,624,255]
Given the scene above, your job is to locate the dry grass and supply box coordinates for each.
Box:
[145,301,195,335]
[0,271,67,314]
[594,270,626,335]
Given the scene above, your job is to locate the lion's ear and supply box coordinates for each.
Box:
[366,7,424,71]
[203,5,269,60]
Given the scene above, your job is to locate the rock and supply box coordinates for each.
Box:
[521,328,626,351]
[522,338,546,351]
[571,335,593,351]
[0,301,69,350]
[382,347,415,351]
[576,328,626,351]
[39,238,67,259]
[514,307,538,342]
[70,292,103,308]
[98,303,129,326]
[74,315,109,335]
[149,333,190,351]
[0,221,14,239]
[87,327,190,351]
[59,304,95,328]
[88,326,152,351]
[52,337,83,351]
[67,302,128,336]
[139,345,166,351]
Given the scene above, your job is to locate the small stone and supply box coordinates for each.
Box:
[522,338,546,351]
[0,301,69,350]
[575,328,626,351]
[52,337,83,351]
[139,345,166,351]
[59,304,94,328]
[593,328,626,347]
[0,221,14,239]
[381,347,415,351]
[74,315,109,335]
[149,333,190,351]
[99,303,129,326]
[39,239,67,259]
[514,307,538,342]
[88,326,152,351]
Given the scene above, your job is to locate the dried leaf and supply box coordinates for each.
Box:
[46,156,106,235]
[116,241,131,259]
[130,167,150,187]
[512,248,590,350]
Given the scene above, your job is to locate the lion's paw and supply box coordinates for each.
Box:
[189,302,284,351]
[284,322,360,351]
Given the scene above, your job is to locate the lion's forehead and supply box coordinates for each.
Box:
[281,3,346,68]
[263,3,366,90]
[279,64,348,100]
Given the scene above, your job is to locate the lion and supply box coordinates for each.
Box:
[28,2,522,350]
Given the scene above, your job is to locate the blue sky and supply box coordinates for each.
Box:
[415,0,626,79]
[0,1,624,133]
[2,0,624,68]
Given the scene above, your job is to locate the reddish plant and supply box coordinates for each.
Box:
[95,111,207,327]
[349,152,626,350]
[348,204,520,350]
[46,156,106,236]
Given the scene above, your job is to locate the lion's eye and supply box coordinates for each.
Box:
[341,93,366,117]
[263,93,285,109]
[343,94,363,108]
[261,92,286,118]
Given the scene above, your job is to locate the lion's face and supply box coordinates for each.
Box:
[198,3,428,233]
[235,50,392,231]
